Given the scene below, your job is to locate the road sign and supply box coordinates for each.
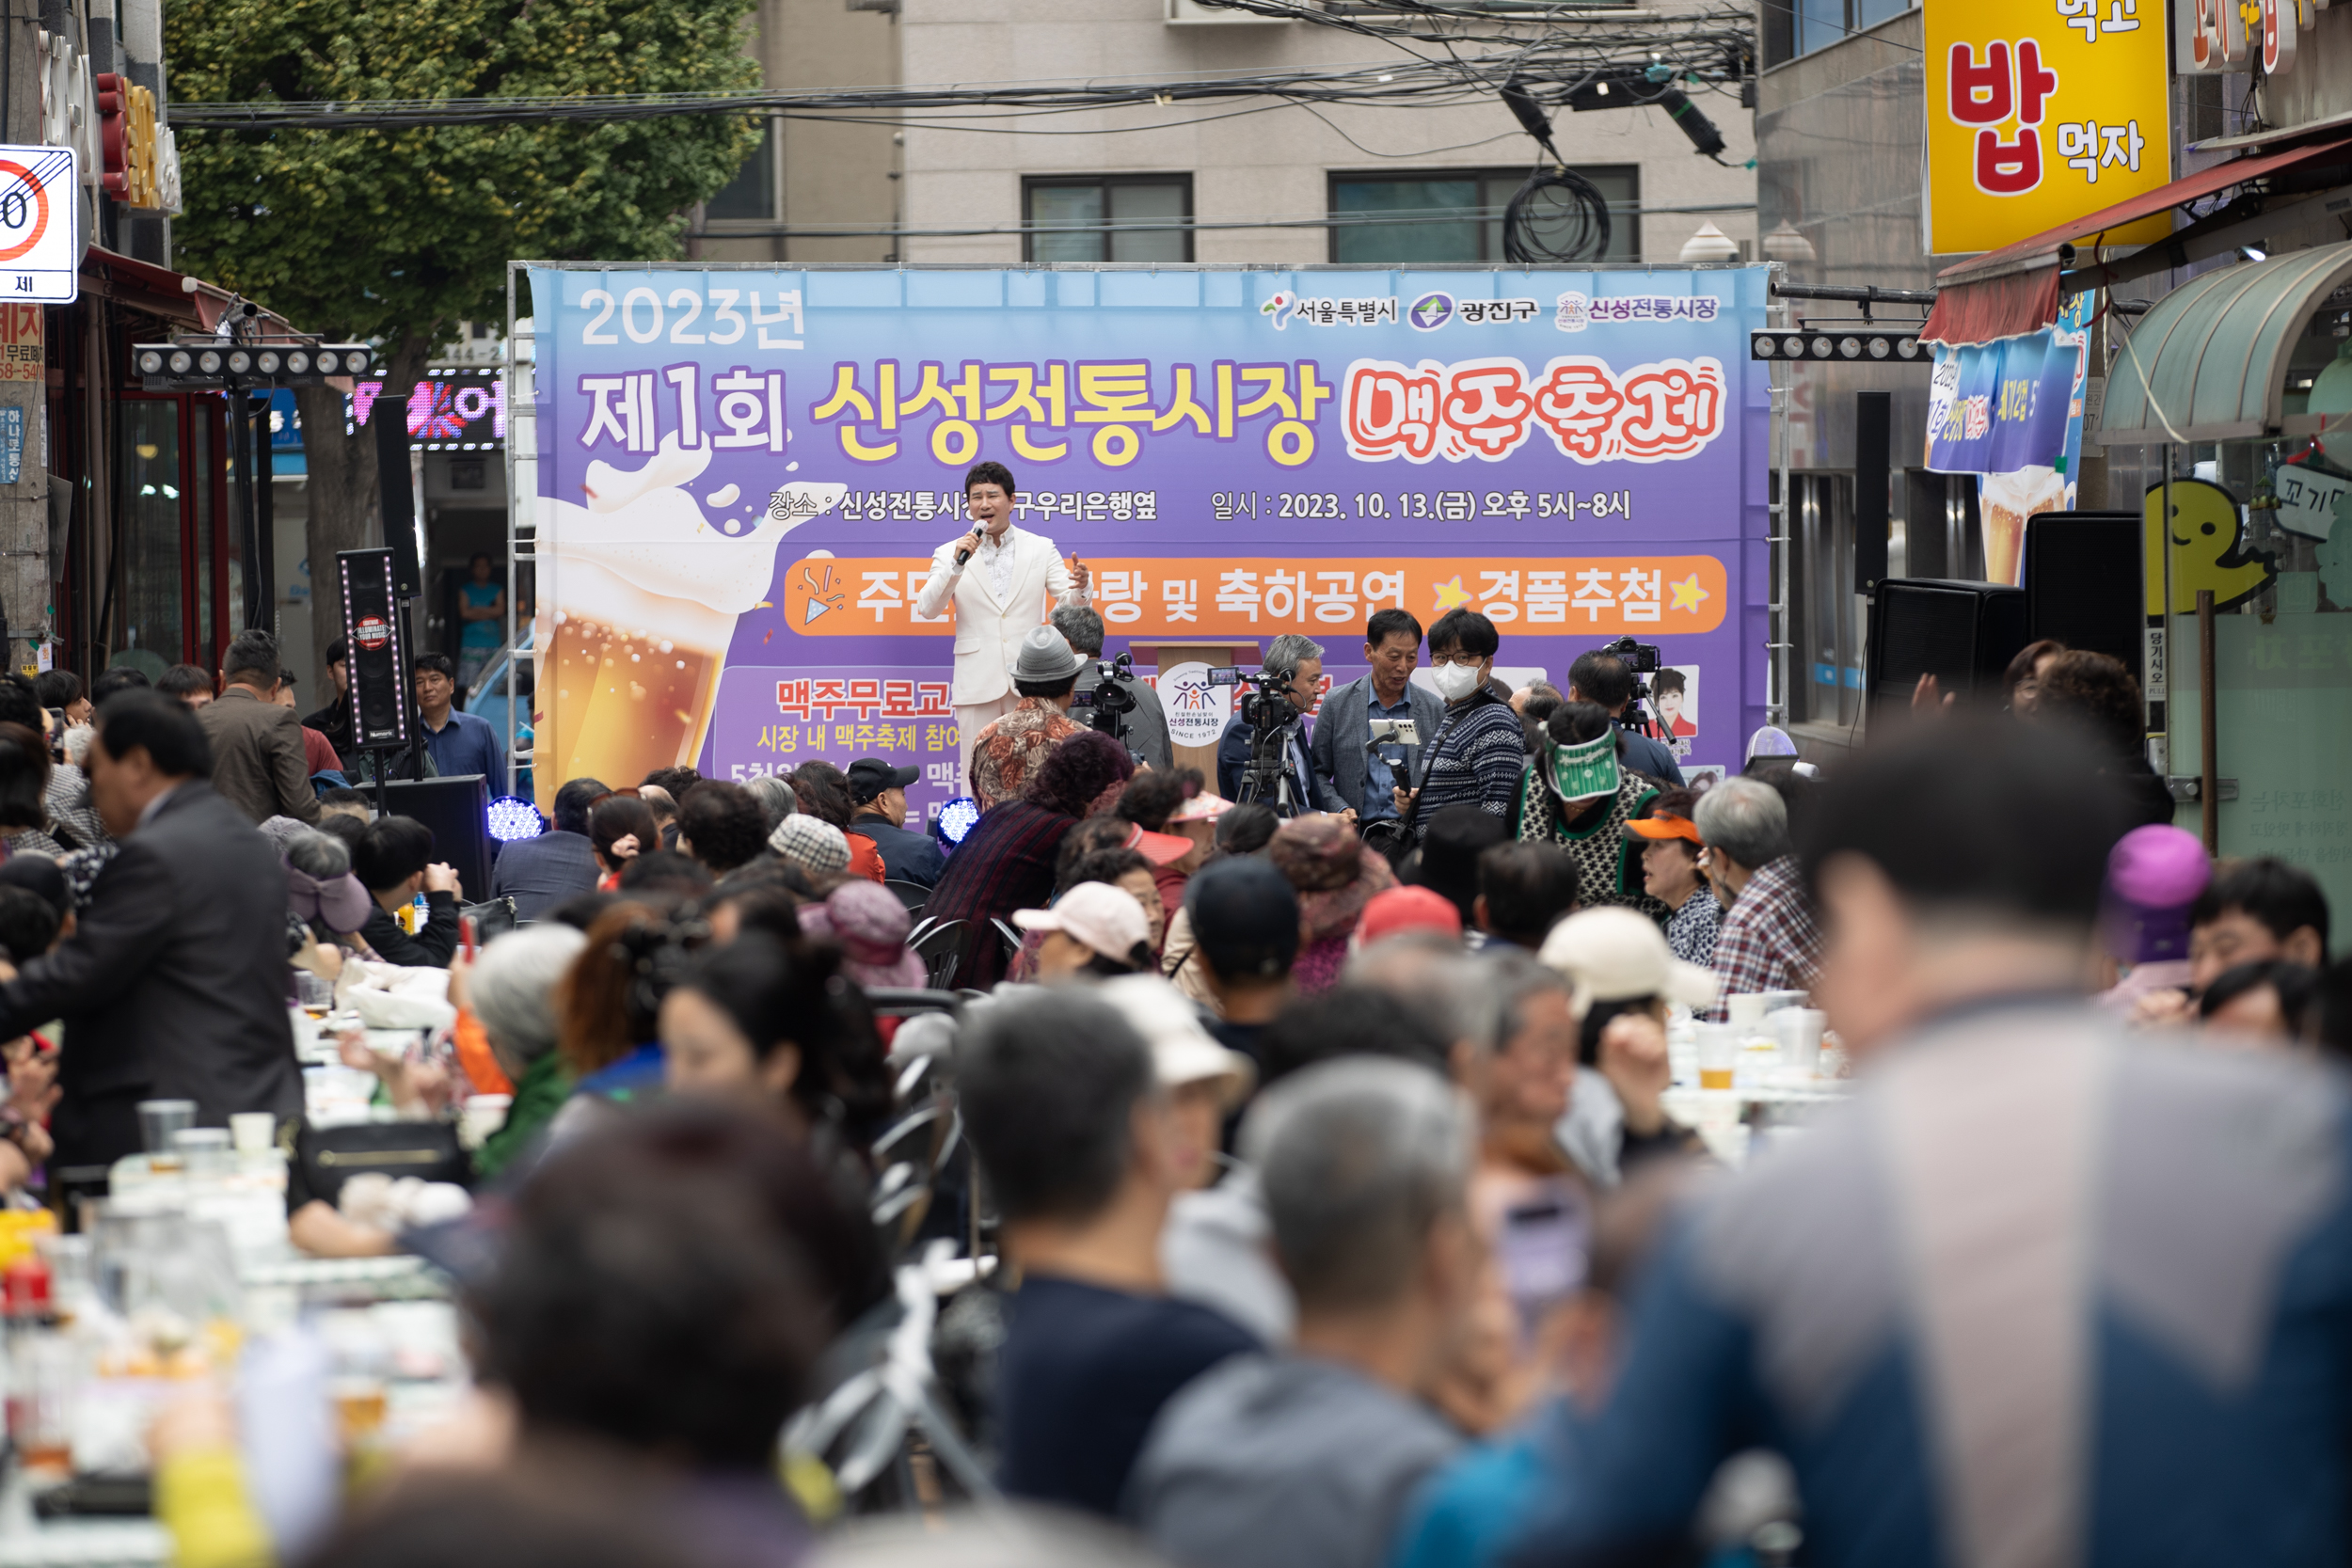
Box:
[0,146,75,303]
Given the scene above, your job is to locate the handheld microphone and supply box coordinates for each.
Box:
[953,527,982,568]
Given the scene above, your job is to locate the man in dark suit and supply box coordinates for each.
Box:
[1567,649,1684,786]
[199,629,322,824]
[490,775,607,919]
[846,759,946,888]
[1309,609,1446,828]
[0,692,303,1170]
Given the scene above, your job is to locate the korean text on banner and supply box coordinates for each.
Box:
[525,268,1772,825]
[1923,0,2171,255]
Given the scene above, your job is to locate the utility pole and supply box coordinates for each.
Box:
[0,0,53,681]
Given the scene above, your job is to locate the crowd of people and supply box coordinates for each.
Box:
[2,586,2350,1568]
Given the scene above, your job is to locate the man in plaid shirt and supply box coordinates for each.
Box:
[1692,776,1821,1021]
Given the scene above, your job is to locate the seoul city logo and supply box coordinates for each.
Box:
[1407,293,1454,331]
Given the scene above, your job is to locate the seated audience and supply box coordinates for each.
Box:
[1013,881,1156,983]
[490,776,608,920]
[1473,842,1580,952]
[353,816,463,968]
[1541,907,1712,1189]
[675,781,769,878]
[958,988,1259,1516]
[1692,774,1821,1020]
[1129,1059,1475,1568]
[2198,958,2318,1044]
[1510,702,1668,922]
[1184,857,1302,1059]
[1271,815,1397,993]
[1621,789,1718,965]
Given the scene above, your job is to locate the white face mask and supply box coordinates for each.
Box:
[1429,660,1482,701]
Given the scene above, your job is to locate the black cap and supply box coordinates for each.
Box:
[1186,857,1300,981]
[1406,804,1512,923]
[847,757,920,803]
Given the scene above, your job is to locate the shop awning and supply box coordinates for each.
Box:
[1920,136,2352,348]
[75,245,303,335]
[2093,240,2352,446]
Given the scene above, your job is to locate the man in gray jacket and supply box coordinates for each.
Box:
[1308,609,1445,825]
[1127,1057,1472,1568]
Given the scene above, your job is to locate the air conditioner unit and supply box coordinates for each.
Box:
[1167,0,1287,23]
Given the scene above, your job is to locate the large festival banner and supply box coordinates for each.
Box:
[525,265,1773,820]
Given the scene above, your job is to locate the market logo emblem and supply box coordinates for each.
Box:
[1407,293,1455,332]
[1555,292,1590,332]
[1261,293,1298,330]
[1158,660,1232,748]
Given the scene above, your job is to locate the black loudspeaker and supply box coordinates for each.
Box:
[372,393,421,599]
[2023,511,2143,676]
[1866,578,2029,719]
[336,548,414,751]
[382,775,492,907]
[1853,392,1891,592]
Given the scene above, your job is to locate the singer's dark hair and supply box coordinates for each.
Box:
[964,460,1016,498]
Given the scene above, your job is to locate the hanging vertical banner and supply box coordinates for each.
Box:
[1925,293,2092,584]
[526,266,1773,823]
[1923,0,2172,254]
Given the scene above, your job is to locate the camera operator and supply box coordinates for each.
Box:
[1053,607,1172,771]
[1567,649,1684,786]
[1216,634,1324,816]
[1309,609,1444,829]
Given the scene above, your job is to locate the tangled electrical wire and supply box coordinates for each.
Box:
[167,0,1753,133]
[1503,167,1613,263]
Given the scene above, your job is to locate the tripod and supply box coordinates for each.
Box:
[1234,718,1305,816]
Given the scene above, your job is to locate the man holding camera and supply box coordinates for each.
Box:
[1566,648,1684,786]
[1216,634,1326,816]
[1308,609,1445,828]
[1053,607,1172,772]
[914,461,1093,789]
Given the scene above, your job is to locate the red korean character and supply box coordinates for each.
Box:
[1976,127,2042,195]
[847,678,882,717]
[882,679,917,718]
[1343,360,1443,461]
[812,678,849,718]
[2014,40,2056,124]
[1947,42,2011,126]
[915,682,953,717]
[1617,360,1726,461]
[1531,358,1626,463]
[1438,360,1537,460]
[774,679,812,720]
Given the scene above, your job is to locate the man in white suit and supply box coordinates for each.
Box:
[914,461,1093,787]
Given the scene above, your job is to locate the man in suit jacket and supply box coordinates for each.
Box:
[490,774,608,920]
[1309,609,1447,826]
[912,460,1091,789]
[199,629,322,825]
[0,692,303,1170]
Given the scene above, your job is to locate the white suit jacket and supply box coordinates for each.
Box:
[913,526,1089,707]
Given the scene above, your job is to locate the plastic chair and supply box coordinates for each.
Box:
[909,919,973,991]
[882,879,930,916]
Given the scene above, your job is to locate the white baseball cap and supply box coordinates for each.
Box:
[1538,905,1718,1010]
[1096,974,1257,1110]
[1013,879,1151,963]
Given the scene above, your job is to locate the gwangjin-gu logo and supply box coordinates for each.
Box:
[1407,293,1455,331]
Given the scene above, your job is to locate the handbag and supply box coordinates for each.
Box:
[292,1118,469,1209]
[460,895,518,941]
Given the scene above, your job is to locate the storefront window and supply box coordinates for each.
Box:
[118,400,182,673]
[1788,473,1866,725]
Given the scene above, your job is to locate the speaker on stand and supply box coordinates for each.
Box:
[1865,578,2029,721]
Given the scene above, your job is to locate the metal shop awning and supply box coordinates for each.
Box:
[1921,136,2352,348]
[2094,240,2352,446]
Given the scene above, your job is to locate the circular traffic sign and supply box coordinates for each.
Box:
[0,160,53,263]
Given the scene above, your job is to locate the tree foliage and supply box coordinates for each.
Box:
[165,0,763,347]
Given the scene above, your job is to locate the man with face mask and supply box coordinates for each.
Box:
[1509,700,1671,923]
[1391,610,1525,840]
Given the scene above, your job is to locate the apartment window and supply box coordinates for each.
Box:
[707,120,778,223]
[1327,167,1640,265]
[1764,0,1917,66]
[1023,175,1193,263]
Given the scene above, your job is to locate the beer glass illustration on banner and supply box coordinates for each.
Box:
[537,435,843,790]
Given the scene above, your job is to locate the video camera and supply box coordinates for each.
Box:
[1209,664,1309,815]
[1207,664,1303,733]
[1597,635,1666,738]
[1071,651,1143,762]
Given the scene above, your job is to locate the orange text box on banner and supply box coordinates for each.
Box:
[1923,0,2169,255]
[786,555,1728,641]
[0,305,40,382]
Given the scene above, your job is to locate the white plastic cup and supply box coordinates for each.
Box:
[1695,1022,1739,1090]
[1726,993,1769,1030]
[230,1113,277,1156]
[1775,1007,1828,1073]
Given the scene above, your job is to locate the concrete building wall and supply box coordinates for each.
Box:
[697,0,900,266]
[895,0,1755,268]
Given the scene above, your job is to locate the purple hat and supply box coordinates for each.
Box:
[798,880,925,989]
[2105,824,2211,965]
[289,864,374,935]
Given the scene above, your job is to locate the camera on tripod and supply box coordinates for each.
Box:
[1072,651,1146,765]
[1207,665,1302,732]
[1596,635,1666,738]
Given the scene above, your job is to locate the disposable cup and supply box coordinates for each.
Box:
[1695,1022,1738,1091]
[1726,993,1768,1031]
[135,1100,195,1154]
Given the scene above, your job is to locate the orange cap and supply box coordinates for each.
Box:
[1622,813,1702,845]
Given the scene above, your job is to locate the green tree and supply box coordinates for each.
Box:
[165,0,760,686]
